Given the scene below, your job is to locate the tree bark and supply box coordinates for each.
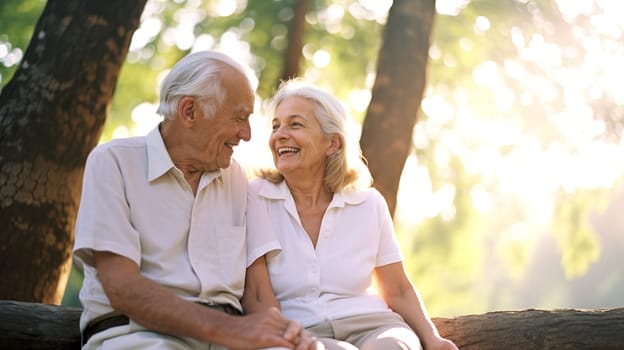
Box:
[2,301,623,350]
[435,308,624,350]
[0,0,147,304]
[360,0,436,216]
[278,0,311,84]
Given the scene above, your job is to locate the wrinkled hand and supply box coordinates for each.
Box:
[294,329,325,350]
[225,307,314,350]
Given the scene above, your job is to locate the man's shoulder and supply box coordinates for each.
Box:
[90,136,147,155]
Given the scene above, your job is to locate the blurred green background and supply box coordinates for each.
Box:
[2,0,623,316]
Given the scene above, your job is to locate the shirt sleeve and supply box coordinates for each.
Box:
[373,189,404,267]
[73,145,142,270]
[245,183,282,267]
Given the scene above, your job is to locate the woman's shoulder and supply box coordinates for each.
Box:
[249,177,271,192]
[248,178,287,200]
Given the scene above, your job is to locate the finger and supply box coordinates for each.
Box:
[295,330,321,350]
[282,319,302,343]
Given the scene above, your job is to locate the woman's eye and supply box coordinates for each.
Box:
[271,124,279,132]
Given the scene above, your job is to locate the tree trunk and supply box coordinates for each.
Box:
[2,301,623,349]
[0,0,146,304]
[278,0,311,84]
[360,0,435,216]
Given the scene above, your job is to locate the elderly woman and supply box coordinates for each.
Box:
[247,80,458,350]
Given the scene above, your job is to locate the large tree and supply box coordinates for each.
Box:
[0,0,147,304]
[360,0,436,216]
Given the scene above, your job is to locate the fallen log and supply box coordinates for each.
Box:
[434,307,624,349]
[0,300,81,349]
[1,300,623,349]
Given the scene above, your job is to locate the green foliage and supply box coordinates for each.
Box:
[61,265,84,307]
[4,0,623,314]
[0,0,45,87]
[552,188,608,278]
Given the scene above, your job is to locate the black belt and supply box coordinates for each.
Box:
[81,302,242,346]
[82,313,129,346]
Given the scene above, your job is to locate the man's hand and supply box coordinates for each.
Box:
[223,307,324,350]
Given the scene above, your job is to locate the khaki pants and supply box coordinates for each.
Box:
[306,312,422,350]
[82,320,226,350]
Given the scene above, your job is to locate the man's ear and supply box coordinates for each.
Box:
[177,97,196,126]
[326,135,342,156]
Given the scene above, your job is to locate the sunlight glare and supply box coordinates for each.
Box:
[131,102,162,136]
[470,184,492,214]
[215,0,239,17]
[520,34,562,69]
[396,156,439,225]
[192,34,216,52]
[474,16,491,34]
[422,95,454,124]
[173,8,203,50]
[472,60,502,88]
[348,89,371,113]
[435,0,470,16]
[312,50,331,68]
[319,4,345,33]
[356,0,392,23]
[555,0,593,20]
[129,17,162,51]
[112,126,129,140]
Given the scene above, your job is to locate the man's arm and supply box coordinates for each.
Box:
[95,251,300,349]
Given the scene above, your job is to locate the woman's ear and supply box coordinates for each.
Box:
[326,135,342,156]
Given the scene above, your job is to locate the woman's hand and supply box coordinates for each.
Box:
[425,336,459,350]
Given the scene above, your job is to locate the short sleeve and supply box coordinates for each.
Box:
[245,185,282,267]
[373,189,403,267]
[73,146,142,270]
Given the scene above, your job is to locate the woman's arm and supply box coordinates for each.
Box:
[241,255,321,350]
[241,256,281,313]
[374,262,459,350]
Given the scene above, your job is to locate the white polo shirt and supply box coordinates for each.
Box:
[73,126,279,331]
[247,179,403,328]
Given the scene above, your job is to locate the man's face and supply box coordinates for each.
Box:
[192,67,254,171]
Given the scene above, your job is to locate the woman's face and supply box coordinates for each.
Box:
[270,96,335,179]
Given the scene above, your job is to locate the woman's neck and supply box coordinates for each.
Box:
[285,176,332,209]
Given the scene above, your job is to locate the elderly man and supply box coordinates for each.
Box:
[73,51,316,349]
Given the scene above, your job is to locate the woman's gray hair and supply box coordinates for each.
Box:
[259,79,372,192]
[156,51,254,120]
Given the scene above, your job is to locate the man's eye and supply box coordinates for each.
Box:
[271,124,279,132]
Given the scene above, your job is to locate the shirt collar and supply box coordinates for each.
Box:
[257,179,368,208]
[257,180,291,200]
[146,125,175,182]
[146,125,224,184]
[329,189,367,208]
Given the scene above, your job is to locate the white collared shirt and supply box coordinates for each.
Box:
[247,179,403,327]
[73,126,279,331]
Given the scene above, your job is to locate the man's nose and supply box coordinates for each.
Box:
[239,121,251,141]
